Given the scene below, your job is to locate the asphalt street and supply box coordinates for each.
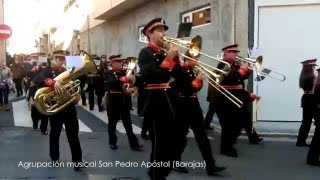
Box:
[0,97,319,180]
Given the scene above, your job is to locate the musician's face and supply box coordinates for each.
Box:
[149,26,166,46]
[225,50,238,60]
[111,61,122,69]
[56,58,65,67]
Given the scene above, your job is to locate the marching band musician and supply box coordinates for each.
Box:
[138,17,181,180]
[78,74,87,106]
[297,59,317,147]
[87,58,97,111]
[307,67,320,166]
[27,60,50,135]
[95,54,108,112]
[215,44,260,157]
[172,54,226,175]
[45,55,84,171]
[104,54,143,151]
[133,64,149,139]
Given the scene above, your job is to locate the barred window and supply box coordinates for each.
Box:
[138,26,147,43]
[181,5,211,28]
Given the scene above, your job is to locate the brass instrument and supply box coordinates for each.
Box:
[139,35,243,108]
[34,50,97,115]
[123,57,138,90]
[178,36,243,108]
[217,51,286,82]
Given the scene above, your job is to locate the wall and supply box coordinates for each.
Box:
[253,0,320,122]
[73,0,249,112]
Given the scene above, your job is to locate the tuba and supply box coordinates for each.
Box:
[34,50,97,115]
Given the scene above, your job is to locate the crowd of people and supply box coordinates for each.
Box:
[0,53,36,111]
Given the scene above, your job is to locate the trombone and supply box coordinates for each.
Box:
[217,52,286,82]
[139,35,243,108]
[235,56,286,82]
[164,36,231,72]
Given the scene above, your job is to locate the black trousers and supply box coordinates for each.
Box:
[204,102,216,127]
[80,83,86,105]
[96,90,104,108]
[88,84,95,109]
[140,88,150,134]
[216,91,246,153]
[141,113,151,134]
[137,86,145,116]
[307,123,320,163]
[49,104,82,163]
[297,94,315,145]
[241,110,260,142]
[107,94,139,148]
[31,106,48,132]
[144,90,175,179]
[13,78,23,96]
[174,98,216,169]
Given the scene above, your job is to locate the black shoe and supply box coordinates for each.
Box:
[110,144,118,150]
[250,138,263,144]
[173,166,189,173]
[296,143,310,147]
[89,107,94,111]
[206,165,227,175]
[41,131,48,135]
[307,161,320,167]
[131,144,143,151]
[73,162,88,171]
[33,124,38,130]
[74,167,82,171]
[141,132,149,140]
[98,106,104,112]
[221,149,238,157]
[82,102,87,106]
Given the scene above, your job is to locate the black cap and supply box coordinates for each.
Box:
[109,54,122,61]
[301,59,317,66]
[222,44,239,52]
[142,18,169,36]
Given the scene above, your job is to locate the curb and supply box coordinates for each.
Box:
[210,124,314,138]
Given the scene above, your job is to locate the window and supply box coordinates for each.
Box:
[181,5,211,28]
[138,26,147,43]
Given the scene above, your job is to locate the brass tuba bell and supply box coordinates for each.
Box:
[34,50,97,116]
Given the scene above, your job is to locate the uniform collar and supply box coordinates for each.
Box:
[148,42,161,53]
[182,64,191,70]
